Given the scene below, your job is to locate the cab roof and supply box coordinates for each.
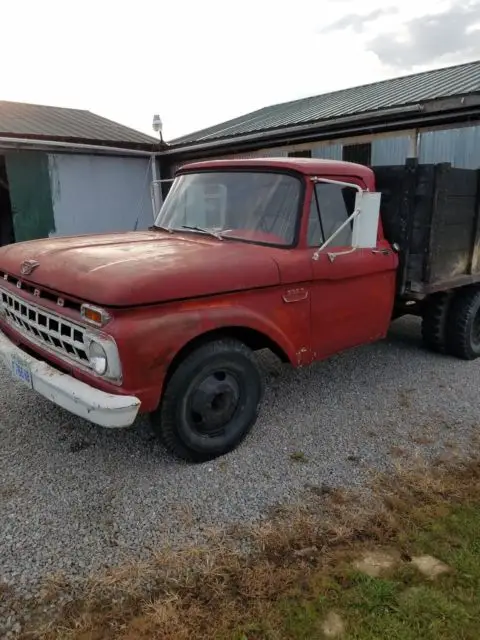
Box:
[178,157,375,183]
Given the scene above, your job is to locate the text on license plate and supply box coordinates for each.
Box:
[11,357,33,388]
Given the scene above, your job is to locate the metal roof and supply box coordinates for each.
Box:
[172,60,480,146]
[0,100,158,146]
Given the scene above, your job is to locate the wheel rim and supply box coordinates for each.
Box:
[185,369,242,437]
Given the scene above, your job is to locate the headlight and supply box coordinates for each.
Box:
[88,340,108,375]
[84,332,122,383]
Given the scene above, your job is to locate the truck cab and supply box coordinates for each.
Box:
[1,157,476,462]
[161,158,398,365]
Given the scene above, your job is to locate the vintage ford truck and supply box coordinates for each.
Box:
[1,157,480,462]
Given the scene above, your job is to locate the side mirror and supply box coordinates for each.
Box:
[352,192,381,248]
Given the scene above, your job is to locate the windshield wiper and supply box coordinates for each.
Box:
[180,225,224,240]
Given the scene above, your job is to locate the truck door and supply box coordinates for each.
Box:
[307,180,397,360]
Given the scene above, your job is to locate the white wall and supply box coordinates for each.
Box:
[48,154,159,237]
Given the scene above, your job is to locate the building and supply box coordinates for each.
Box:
[0,101,163,246]
[3,60,480,247]
[162,60,480,177]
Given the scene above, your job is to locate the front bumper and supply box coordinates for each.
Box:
[0,330,141,428]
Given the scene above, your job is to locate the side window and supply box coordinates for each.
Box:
[307,183,357,248]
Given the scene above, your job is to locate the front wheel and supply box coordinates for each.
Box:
[151,339,264,462]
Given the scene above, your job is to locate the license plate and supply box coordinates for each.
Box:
[11,356,33,388]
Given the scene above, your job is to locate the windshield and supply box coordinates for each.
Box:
[155,170,302,246]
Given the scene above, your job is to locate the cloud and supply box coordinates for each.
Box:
[367,1,480,69]
[318,7,398,34]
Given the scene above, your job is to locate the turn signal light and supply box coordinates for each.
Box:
[81,304,111,327]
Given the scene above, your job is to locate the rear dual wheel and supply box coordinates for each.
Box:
[151,339,263,462]
[421,292,452,354]
[422,286,480,360]
[445,286,480,360]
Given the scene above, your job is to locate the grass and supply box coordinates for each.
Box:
[268,503,480,639]
[10,456,480,639]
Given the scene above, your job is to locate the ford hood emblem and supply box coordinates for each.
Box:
[20,259,40,276]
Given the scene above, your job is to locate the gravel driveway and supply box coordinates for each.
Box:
[1,317,479,600]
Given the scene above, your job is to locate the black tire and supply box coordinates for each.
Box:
[445,286,480,360]
[151,339,264,462]
[421,292,452,353]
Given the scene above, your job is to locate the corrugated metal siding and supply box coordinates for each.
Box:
[48,154,155,237]
[172,147,288,173]
[419,125,480,168]
[311,144,342,160]
[371,135,412,166]
[227,148,288,158]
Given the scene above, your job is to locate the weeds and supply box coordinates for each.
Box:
[289,451,309,463]
[8,454,480,639]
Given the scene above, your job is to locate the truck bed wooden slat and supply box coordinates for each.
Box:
[376,161,480,298]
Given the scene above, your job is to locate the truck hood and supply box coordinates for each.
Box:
[0,231,281,306]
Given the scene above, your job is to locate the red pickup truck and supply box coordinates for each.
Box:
[1,157,479,462]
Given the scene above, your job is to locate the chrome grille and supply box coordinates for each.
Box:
[0,287,89,366]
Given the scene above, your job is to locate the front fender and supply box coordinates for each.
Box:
[190,302,302,363]
[113,297,308,388]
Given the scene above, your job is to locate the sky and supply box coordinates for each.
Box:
[1,0,479,142]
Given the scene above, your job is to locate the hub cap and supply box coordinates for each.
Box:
[186,370,241,436]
